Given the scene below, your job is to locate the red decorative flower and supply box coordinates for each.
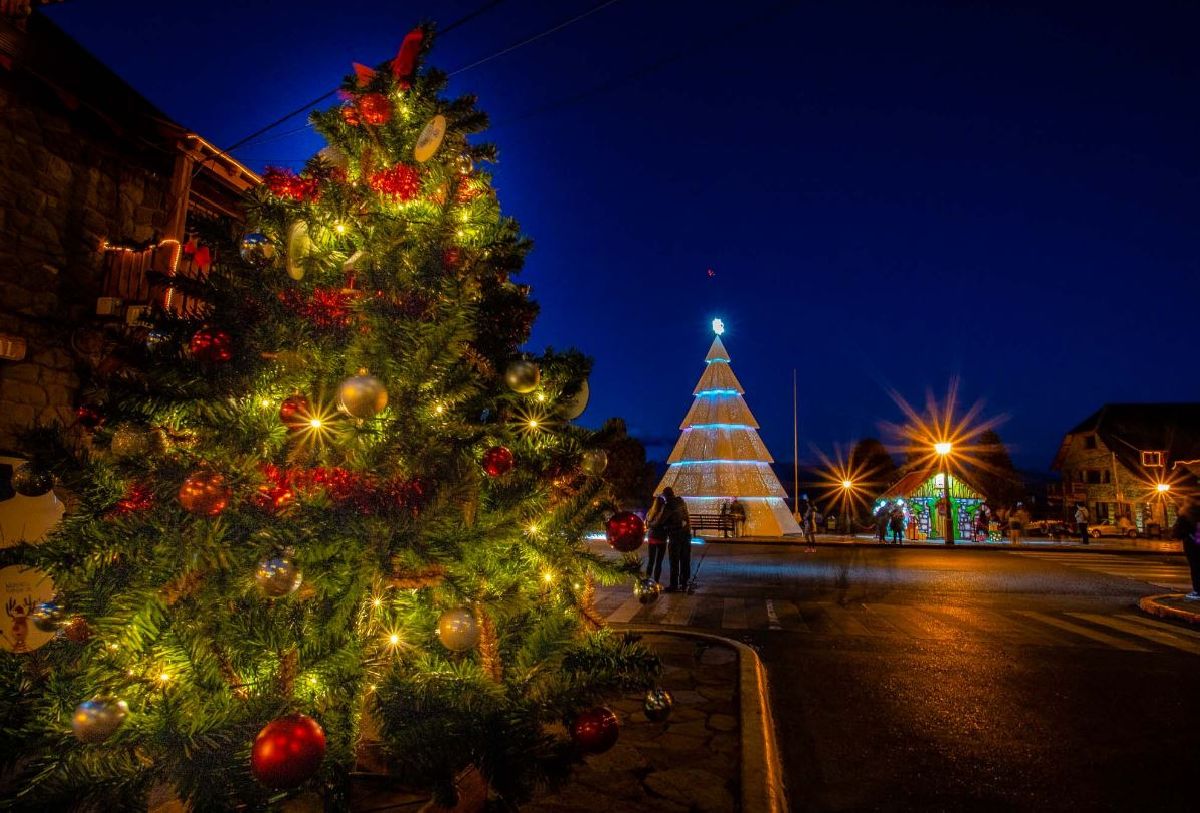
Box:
[369,164,421,201]
[340,104,361,126]
[263,167,321,202]
[357,92,392,126]
[278,288,360,331]
[112,482,153,515]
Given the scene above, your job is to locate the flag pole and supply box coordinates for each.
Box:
[793,368,799,520]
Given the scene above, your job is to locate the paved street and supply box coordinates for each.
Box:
[597,543,1199,811]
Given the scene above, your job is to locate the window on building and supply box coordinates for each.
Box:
[1094,502,1110,521]
[1102,470,1111,484]
[1084,435,1097,450]
[1141,451,1163,467]
[1086,470,1102,484]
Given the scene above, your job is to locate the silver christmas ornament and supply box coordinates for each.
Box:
[11,463,53,497]
[504,360,541,394]
[633,578,662,605]
[643,687,674,722]
[318,144,349,172]
[255,555,303,598]
[72,697,129,743]
[436,607,480,652]
[239,232,276,268]
[580,448,608,477]
[31,599,65,633]
[558,378,590,420]
[337,371,388,420]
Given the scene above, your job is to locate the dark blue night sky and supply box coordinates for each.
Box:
[45,0,1200,470]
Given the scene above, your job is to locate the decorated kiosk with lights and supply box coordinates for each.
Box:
[656,320,802,537]
[876,469,988,541]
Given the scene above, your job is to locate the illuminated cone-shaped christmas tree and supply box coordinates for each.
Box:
[657,321,801,537]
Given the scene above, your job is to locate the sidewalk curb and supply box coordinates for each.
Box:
[698,538,1183,557]
[620,627,787,813]
[1138,594,1200,626]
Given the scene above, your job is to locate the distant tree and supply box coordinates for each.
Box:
[850,437,900,495]
[595,418,656,509]
[970,429,1023,506]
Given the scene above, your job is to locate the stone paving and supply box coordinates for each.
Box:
[525,633,740,813]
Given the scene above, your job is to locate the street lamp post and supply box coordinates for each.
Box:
[935,442,954,545]
[841,479,853,538]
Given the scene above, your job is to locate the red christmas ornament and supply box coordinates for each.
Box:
[441,247,461,270]
[75,403,105,430]
[263,167,320,202]
[63,616,92,644]
[255,482,295,513]
[454,177,482,204]
[482,446,514,478]
[357,92,392,126]
[570,707,619,754]
[279,393,312,431]
[605,511,645,553]
[113,481,154,515]
[278,288,359,331]
[250,713,326,789]
[390,27,425,87]
[189,327,233,364]
[340,103,361,126]
[368,164,421,201]
[178,471,231,516]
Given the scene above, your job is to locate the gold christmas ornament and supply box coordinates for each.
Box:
[72,697,129,743]
[337,370,389,420]
[110,424,152,459]
[436,607,480,652]
[239,233,275,268]
[580,448,608,477]
[504,360,541,394]
[633,578,661,605]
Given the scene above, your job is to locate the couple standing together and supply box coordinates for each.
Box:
[645,487,693,592]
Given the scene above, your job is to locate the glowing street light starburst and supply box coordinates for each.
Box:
[881,379,1007,480]
[811,444,885,527]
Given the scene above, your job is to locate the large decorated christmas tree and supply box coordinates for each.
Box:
[0,26,657,810]
[657,321,801,537]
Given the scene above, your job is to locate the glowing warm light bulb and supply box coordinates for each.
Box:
[388,633,401,646]
[527,419,539,429]
[334,222,347,234]
[371,596,382,608]
[1156,482,1171,493]
[536,392,546,402]
[258,397,273,408]
[712,318,725,335]
[309,418,323,429]
[842,479,853,489]
[158,672,171,684]
[434,403,445,415]
[541,570,555,584]
[934,442,953,456]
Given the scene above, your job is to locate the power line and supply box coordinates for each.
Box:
[194,0,509,176]
[448,0,622,77]
[227,0,623,157]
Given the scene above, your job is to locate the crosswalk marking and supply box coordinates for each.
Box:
[1015,611,1150,652]
[1007,552,1192,591]
[1070,614,1200,656]
[765,599,782,630]
[600,591,1199,655]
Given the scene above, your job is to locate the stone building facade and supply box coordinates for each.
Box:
[0,10,257,453]
[1051,403,1200,534]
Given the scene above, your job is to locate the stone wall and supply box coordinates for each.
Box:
[0,72,172,452]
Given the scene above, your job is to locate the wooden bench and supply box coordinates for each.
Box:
[690,513,737,537]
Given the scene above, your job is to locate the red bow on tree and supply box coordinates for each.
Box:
[390,27,424,87]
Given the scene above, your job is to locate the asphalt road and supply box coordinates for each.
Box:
[594,542,1199,811]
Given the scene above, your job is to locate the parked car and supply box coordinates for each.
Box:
[1088,521,1139,539]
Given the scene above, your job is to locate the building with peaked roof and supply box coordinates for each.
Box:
[656,322,801,537]
[878,469,987,541]
[0,8,258,451]
[1050,403,1200,534]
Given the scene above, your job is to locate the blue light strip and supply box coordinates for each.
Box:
[685,423,754,430]
[669,459,767,466]
[705,358,731,364]
[695,389,740,397]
